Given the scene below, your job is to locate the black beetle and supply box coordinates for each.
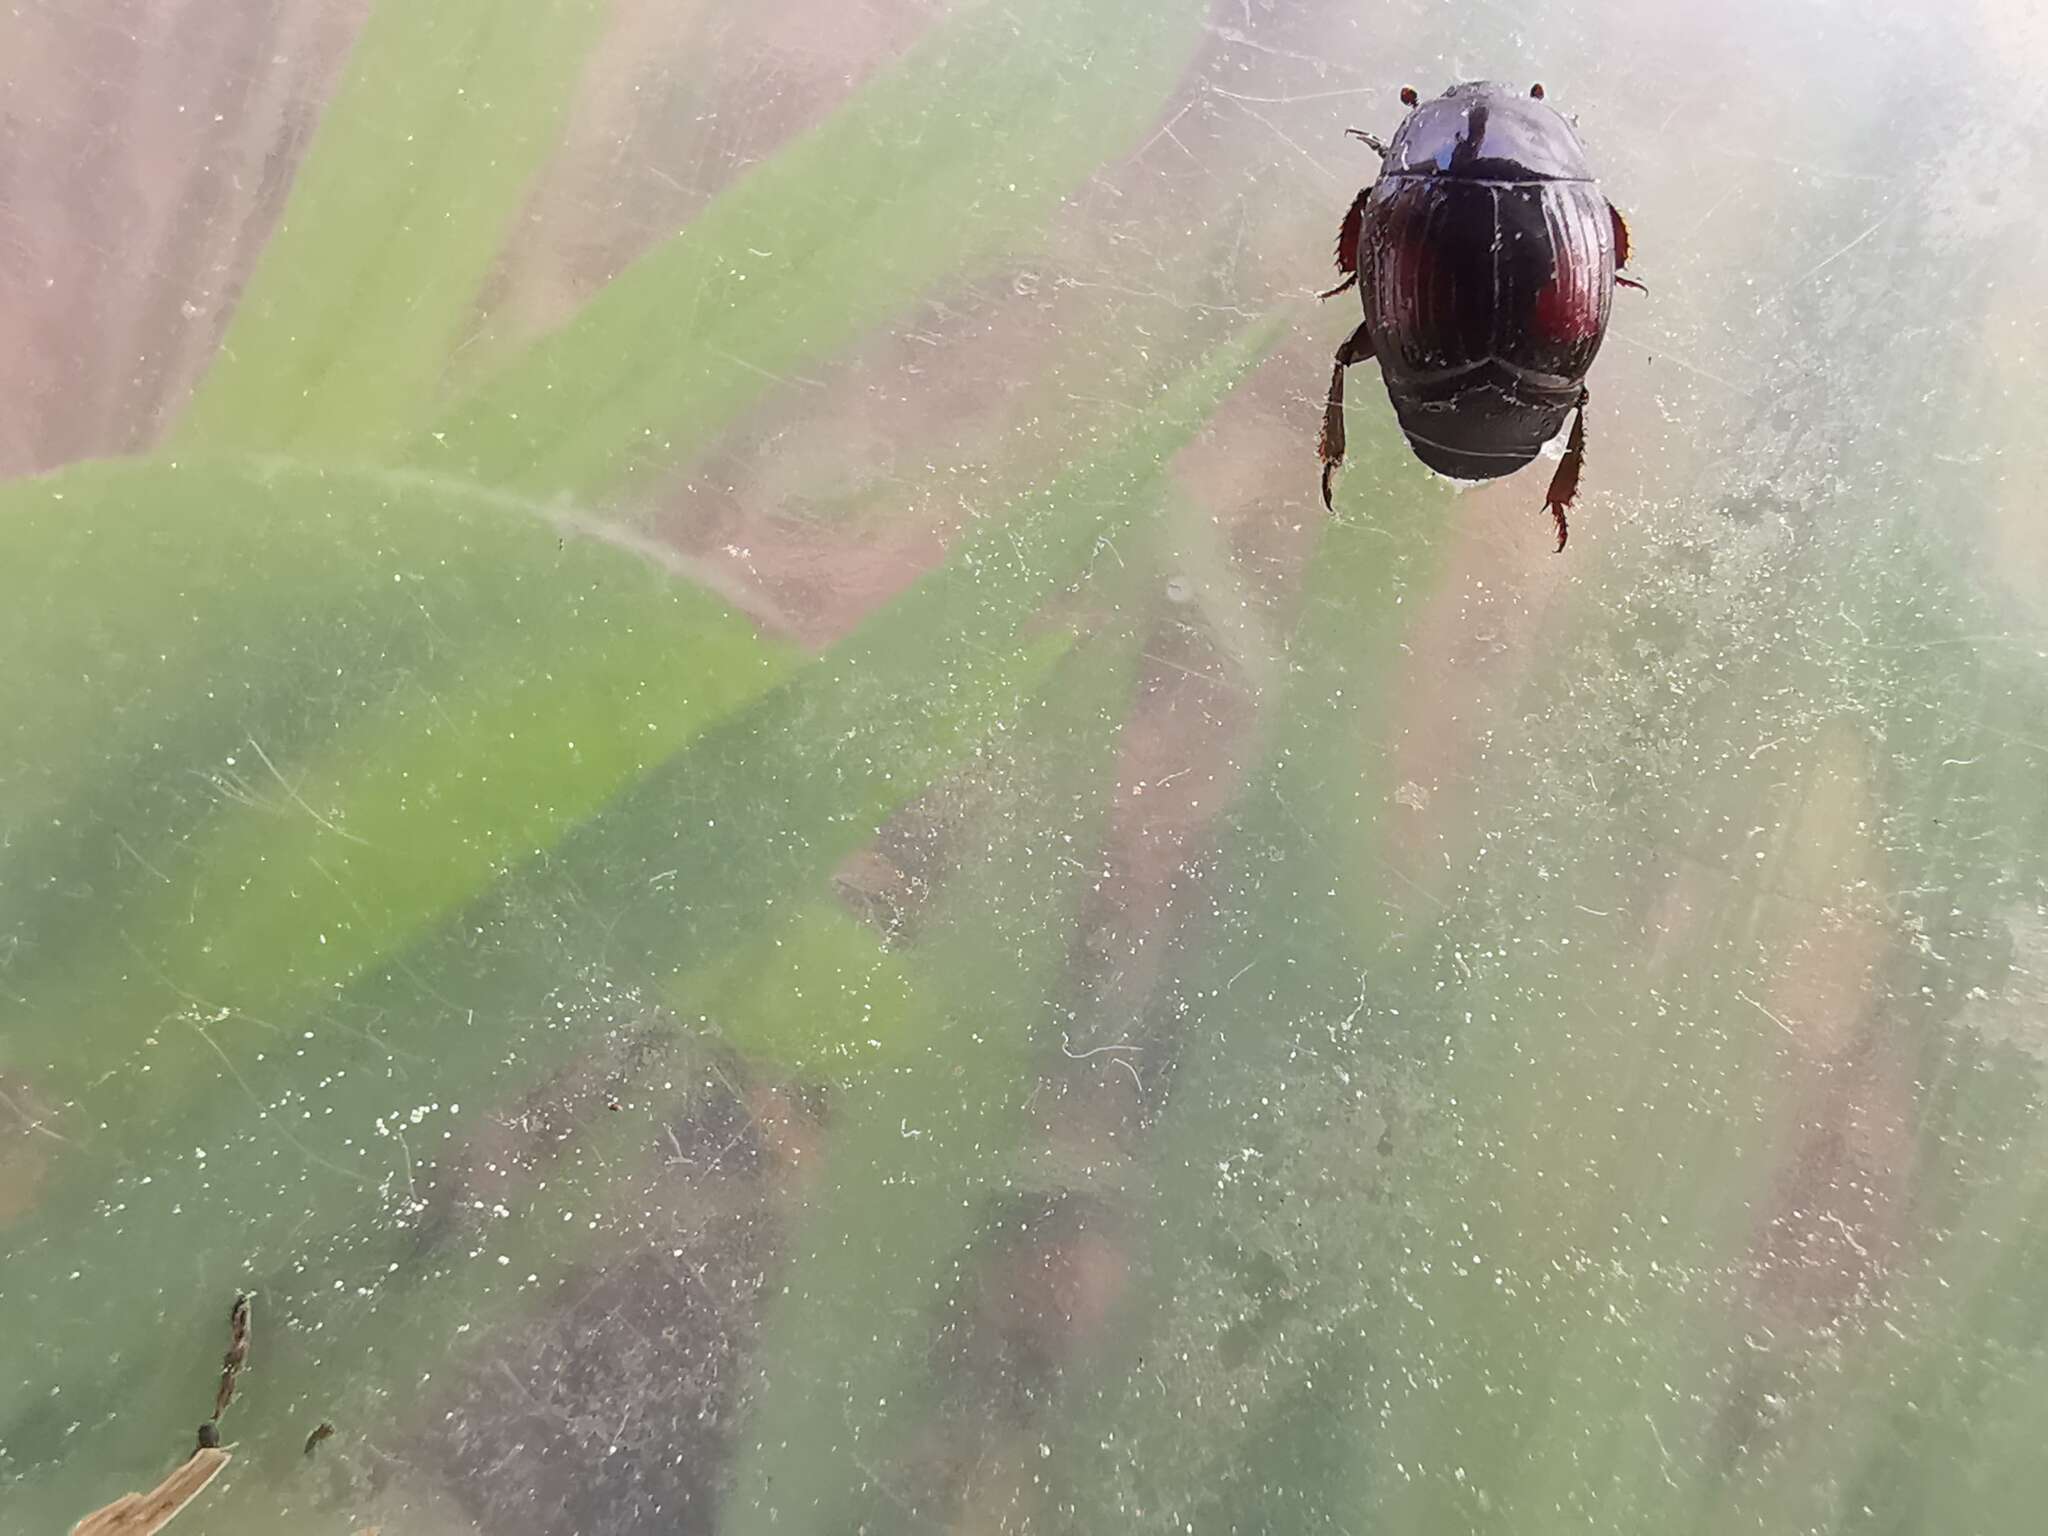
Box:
[1318,81,1642,549]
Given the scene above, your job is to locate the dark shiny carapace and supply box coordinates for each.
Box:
[1317,81,1642,549]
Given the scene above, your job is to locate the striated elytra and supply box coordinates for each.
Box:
[1317,81,1643,550]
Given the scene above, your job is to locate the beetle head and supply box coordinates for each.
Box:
[1383,81,1595,180]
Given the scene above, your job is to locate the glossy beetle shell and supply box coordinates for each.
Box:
[1361,82,1616,479]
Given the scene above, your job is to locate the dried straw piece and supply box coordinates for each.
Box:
[67,1448,231,1536]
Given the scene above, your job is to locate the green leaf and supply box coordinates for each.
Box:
[0,457,790,1068]
[1044,426,1466,1530]
[415,0,1214,496]
[0,322,1275,1520]
[172,0,613,456]
[719,616,1146,1536]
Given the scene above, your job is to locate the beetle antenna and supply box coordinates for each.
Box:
[1343,126,1388,155]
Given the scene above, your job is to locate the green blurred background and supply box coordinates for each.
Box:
[3,0,2046,1531]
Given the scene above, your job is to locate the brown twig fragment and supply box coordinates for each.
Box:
[212,1292,252,1420]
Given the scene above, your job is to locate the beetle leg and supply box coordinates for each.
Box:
[1542,388,1590,552]
[1609,202,1647,292]
[1321,188,1370,299]
[1319,321,1375,509]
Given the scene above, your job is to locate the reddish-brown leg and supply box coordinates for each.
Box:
[1609,200,1647,292]
[1542,388,1590,552]
[1321,188,1370,299]
[1320,320,1374,509]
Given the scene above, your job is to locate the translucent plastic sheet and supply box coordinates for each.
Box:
[4,1,2046,1531]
